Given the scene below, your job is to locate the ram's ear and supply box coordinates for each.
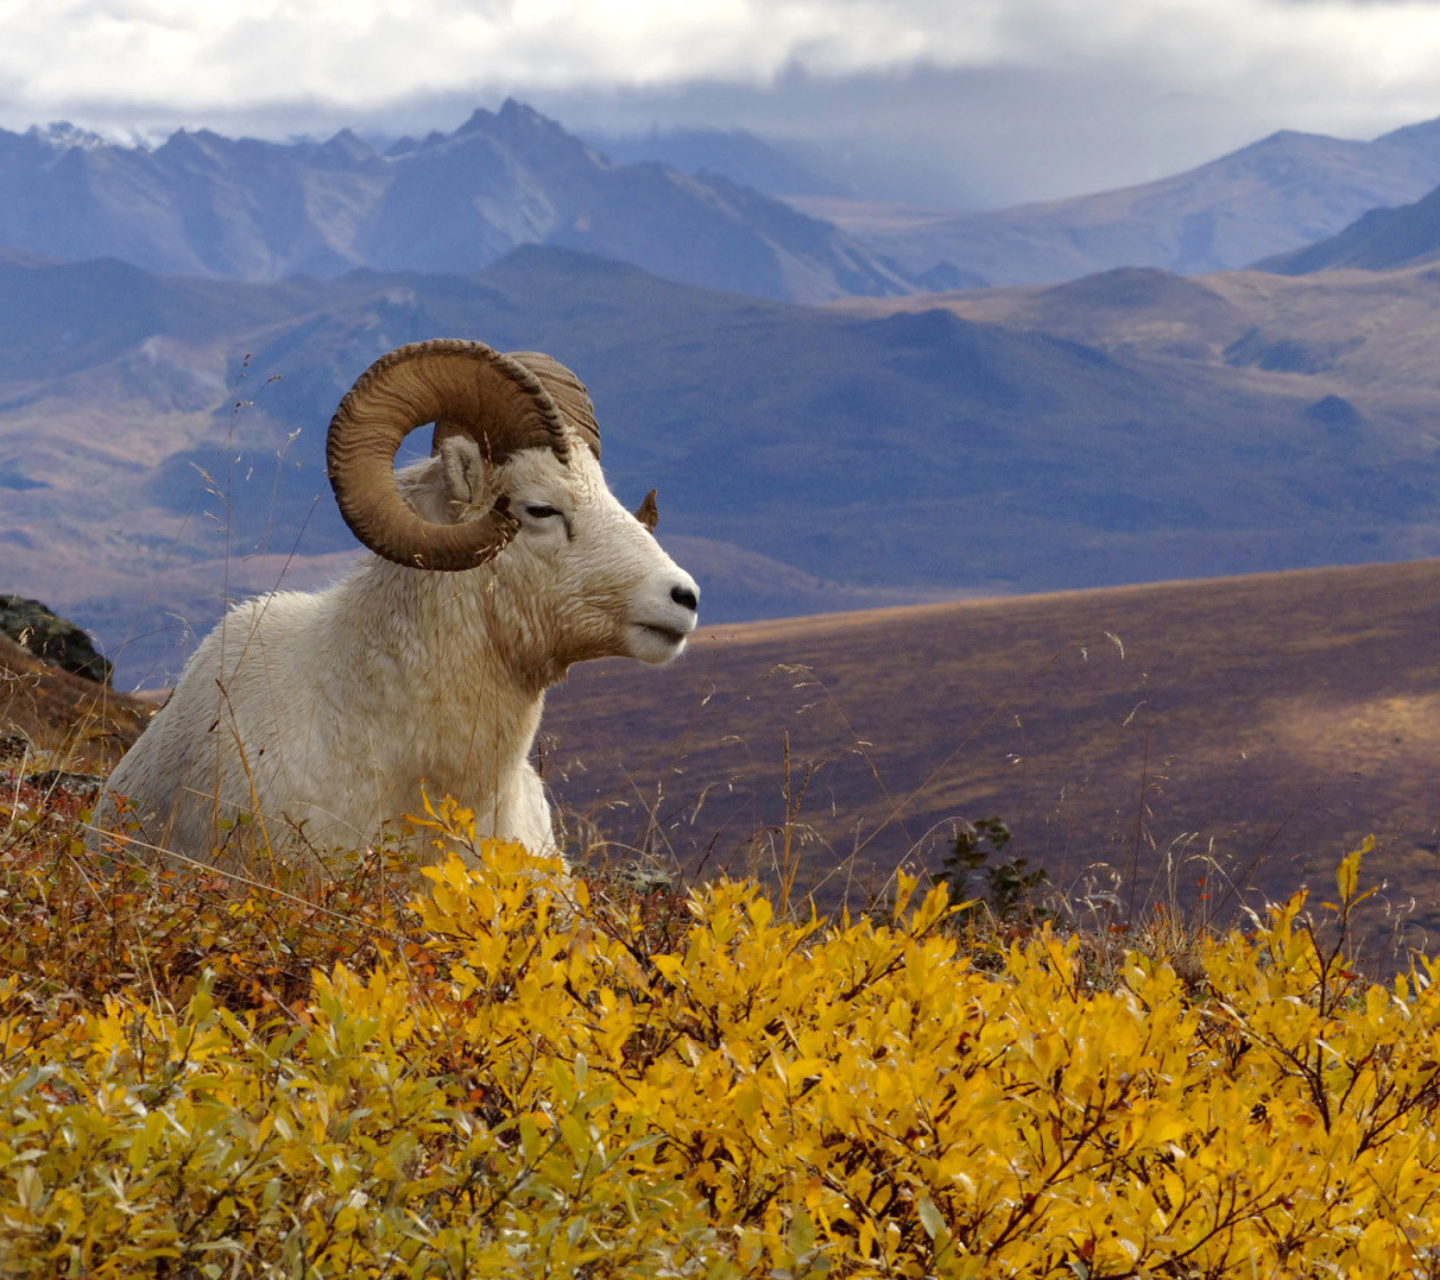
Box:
[438,436,489,506]
[634,489,659,532]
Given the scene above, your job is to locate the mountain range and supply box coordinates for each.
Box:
[16,103,1440,309]
[0,103,912,304]
[801,119,1440,287]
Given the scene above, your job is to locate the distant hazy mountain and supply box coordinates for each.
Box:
[584,127,849,198]
[0,103,914,303]
[4,246,1440,687]
[809,123,1440,287]
[1255,182,1440,275]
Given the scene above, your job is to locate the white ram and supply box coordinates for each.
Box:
[98,339,699,867]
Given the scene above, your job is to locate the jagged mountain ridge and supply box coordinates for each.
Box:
[0,103,913,304]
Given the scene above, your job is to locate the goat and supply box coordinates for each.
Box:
[98,339,699,868]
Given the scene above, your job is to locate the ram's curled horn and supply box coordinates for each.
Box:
[432,351,602,461]
[505,351,602,459]
[634,489,659,532]
[327,339,573,572]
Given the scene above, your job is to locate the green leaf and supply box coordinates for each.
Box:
[916,1193,946,1241]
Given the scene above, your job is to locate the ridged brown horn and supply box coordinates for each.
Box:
[429,351,600,459]
[327,339,571,571]
[506,350,602,459]
[634,489,659,532]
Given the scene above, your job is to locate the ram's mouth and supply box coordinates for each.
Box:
[627,619,693,665]
[638,623,688,645]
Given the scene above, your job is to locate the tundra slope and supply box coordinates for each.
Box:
[99,339,699,867]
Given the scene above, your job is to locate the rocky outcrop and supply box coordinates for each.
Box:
[0,595,112,684]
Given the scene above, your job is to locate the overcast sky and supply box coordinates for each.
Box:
[6,0,1440,206]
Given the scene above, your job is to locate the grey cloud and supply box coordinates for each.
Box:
[523,62,1284,207]
[0,61,1351,209]
[4,1,1440,209]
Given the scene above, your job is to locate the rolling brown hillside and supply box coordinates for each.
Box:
[830,260,1440,392]
[543,559,1440,944]
[0,635,152,773]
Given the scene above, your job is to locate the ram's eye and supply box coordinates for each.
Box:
[525,504,561,520]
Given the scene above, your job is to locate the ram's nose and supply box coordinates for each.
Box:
[671,583,699,613]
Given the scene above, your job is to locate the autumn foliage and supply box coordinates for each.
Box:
[1,781,1438,1277]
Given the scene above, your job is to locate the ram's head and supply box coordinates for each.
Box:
[326,339,699,669]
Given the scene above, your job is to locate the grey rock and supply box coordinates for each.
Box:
[616,863,675,896]
[23,769,106,799]
[0,594,112,684]
[0,725,31,763]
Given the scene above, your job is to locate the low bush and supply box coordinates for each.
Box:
[0,784,1437,1277]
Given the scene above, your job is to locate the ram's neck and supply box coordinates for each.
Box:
[316,558,546,773]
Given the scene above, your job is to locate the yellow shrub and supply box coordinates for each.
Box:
[1,816,1438,1277]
